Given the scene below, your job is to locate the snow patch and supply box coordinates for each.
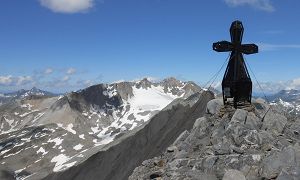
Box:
[73,144,83,151]
[130,85,176,111]
[51,154,76,172]
[66,124,76,134]
[33,112,45,122]
[3,116,14,127]
[1,149,10,155]
[79,134,85,139]
[279,99,293,108]
[58,95,64,100]
[252,154,261,161]
[48,137,63,148]
[15,167,26,174]
[21,103,33,110]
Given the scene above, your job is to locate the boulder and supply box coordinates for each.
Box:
[276,169,294,180]
[260,145,300,179]
[167,146,177,153]
[222,169,246,180]
[231,109,248,124]
[245,112,262,130]
[262,110,287,135]
[193,117,207,129]
[206,99,223,115]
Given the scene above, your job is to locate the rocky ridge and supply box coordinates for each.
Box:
[130,98,300,179]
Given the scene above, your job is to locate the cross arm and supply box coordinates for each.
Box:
[241,44,258,54]
[213,41,233,52]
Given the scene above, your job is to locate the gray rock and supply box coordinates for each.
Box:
[245,112,262,130]
[193,117,207,129]
[241,165,260,180]
[203,156,218,169]
[173,130,190,146]
[206,99,223,115]
[231,109,248,124]
[213,137,232,155]
[168,158,189,170]
[286,119,300,139]
[276,169,294,180]
[262,110,287,135]
[222,169,246,180]
[167,146,177,153]
[260,145,300,179]
[188,172,218,180]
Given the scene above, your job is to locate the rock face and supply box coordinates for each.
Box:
[43,91,214,180]
[130,99,300,180]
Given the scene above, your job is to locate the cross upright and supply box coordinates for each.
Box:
[213,20,258,108]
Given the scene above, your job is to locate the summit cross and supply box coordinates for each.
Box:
[213,20,258,108]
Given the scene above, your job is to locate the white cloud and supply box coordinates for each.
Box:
[0,68,100,92]
[251,78,300,94]
[62,76,70,81]
[0,75,13,85]
[224,0,275,12]
[0,75,33,86]
[83,80,93,87]
[257,43,300,51]
[130,76,160,83]
[289,78,300,90]
[66,68,76,75]
[16,76,33,86]
[44,68,54,75]
[39,0,94,14]
[208,78,300,95]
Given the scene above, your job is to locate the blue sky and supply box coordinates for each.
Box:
[0,0,300,93]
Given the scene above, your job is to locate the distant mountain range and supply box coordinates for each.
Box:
[268,89,300,115]
[0,87,56,105]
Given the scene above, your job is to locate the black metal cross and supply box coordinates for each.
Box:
[213,20,258,108]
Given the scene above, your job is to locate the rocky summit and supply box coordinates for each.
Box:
[130,98,300,180]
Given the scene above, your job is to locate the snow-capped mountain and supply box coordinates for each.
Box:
[0,87,55,105]
[268,89,300,115]
[0,77,203,179]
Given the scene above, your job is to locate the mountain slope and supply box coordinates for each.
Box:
[44,91,214,180]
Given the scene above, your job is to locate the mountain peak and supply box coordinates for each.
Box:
[30,87,40,92]
[135,78,153,89]
[161,77,183,88]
